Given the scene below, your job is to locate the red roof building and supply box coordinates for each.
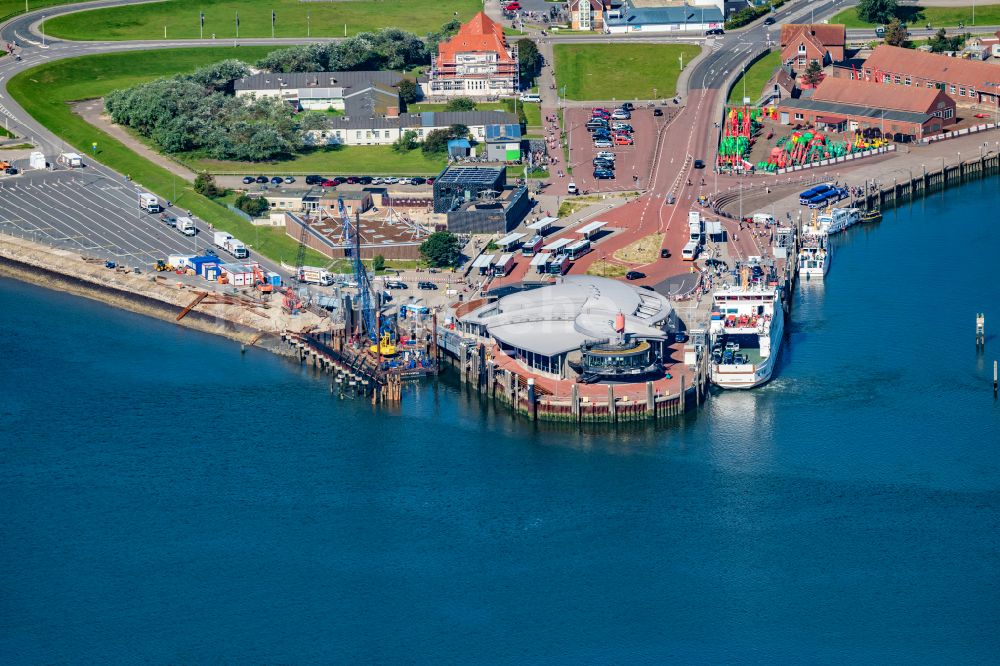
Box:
[428,12,518,99]
[842,45,1000,106]
[780,24,846,71]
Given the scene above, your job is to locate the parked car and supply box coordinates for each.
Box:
[625,270,646,280]
[594,139,613,148]
[205,248,217,257]
[284,176,295,184]
[675,331,688,343]
[660,248,671,258]
[305,175,323,185]
[255,176,268,184]
[621,102,634,111]
[332,176,347,184]
[321,179,337,187]
[611,110,631,120]
[706,28,724,35]
[242,176,255,184]
[519,93,541,103]
[653,108,664,117]
[411,176,426,185]
[359,176,374,184]
[693,159,706,169]
[593,158,615,169]
[418,281,438,290]
[611,123,633,132]
[385,280,408,289]
[763,17,775,26]
[596,151,616,161]
[385,177,399,184]
[593,168,615,179]
[426,177,436,185]
[270,176,283,185]
[371,177,384,185]
[613,135,633,146]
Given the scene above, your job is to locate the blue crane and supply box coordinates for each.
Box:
[338,197,378,341]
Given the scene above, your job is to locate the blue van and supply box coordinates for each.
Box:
[799,183,833,205]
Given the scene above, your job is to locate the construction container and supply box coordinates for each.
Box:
[267,272,282,287]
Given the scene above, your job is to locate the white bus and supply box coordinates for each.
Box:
[681,241,699,261]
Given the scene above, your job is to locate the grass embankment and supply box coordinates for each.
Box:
[831,5,1000,28]
[612,233,662,265]
[7,47,328,266]
[585,261,630,278]
[727,51,781,105]
[553,43,701,101]
[185,145,447,177]
[43,0,481,40]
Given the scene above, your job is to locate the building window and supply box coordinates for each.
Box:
[927,82,933,88]
[969,89,977,97]
[893,75,901,84]
[904,77,911,86]
[794,113,804,120]
[959,87,966,96]
[949,85,956,93]
[798,43,806,54]
[356,131,362,139]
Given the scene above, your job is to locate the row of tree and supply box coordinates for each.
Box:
[105,60,300,161]
[256,28,428,73]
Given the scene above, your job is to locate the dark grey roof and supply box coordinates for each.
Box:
[779,97,933,125]
[234,70,404,92]
[437,166,504,185]
[343,85,400,118]
[325,110,517,131]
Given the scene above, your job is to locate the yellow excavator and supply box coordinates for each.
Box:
[369,331,397,357]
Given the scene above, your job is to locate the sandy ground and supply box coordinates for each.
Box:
[0,233,326,339]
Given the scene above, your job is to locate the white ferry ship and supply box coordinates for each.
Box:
[709,283,785,389]
[797,234,830,278]
[815,207,860,235]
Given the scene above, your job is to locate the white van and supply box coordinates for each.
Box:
[681,241,699,261]
[519,93,541,103]
[752,213,776,225]
[567,182,578,195]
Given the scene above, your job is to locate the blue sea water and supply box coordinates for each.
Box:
[1,176,999,664]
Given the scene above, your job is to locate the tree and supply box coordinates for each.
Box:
[445,97,476,112]
[426,19,461,48]
[393,130,418,153]
[516,38,543,88]
[371,255,386,272]
[884,18,907,47]
[421,125,468,155]
[235,194,269,217]
[803,59,824,87]
[857,0,898,25]
[194,172,222,198]
[422,128,452,155]
[419,231,461,267]
[398,78,419,106]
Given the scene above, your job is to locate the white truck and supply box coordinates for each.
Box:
[223,237,249,259]
[298,266,334,286]
[213,231,232,248]
[176,217,197,236]
[139,192,161,213]
[57,152,83,168]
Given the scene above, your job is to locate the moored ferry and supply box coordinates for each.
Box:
[798,234,830,278]
[709,282,785,389]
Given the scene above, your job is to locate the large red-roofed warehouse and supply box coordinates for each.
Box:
[834,45,1000,108]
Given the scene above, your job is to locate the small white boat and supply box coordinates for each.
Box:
[798,234,830,278]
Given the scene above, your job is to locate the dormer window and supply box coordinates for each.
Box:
[798,43,806,54]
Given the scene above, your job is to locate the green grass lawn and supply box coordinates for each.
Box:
[727,50,781,105]
[553,43,701,101]
[43,0,481,40]
[184,145,447,176]
[7,46,329,266]
[0,0,87,23]
[831,4,1000,28]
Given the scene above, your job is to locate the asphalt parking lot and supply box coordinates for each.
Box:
[0,169,213,266]
[553,105,669,195]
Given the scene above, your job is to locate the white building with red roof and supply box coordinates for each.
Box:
[426,12,518,99]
